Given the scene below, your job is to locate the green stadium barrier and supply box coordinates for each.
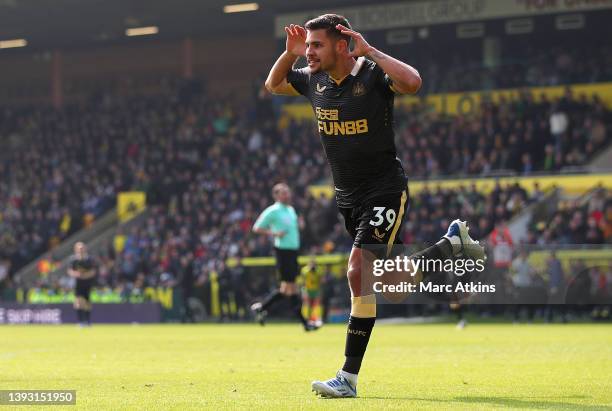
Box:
[17,287,184,322]
[226,253,348,267]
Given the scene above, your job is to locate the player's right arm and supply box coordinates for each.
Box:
[253,226,285,238]
[264,24,306,96]
[67,258,80,278]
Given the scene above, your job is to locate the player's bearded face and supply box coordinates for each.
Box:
[305,30,336,73]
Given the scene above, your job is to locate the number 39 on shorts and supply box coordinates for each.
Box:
[368,207,397,231]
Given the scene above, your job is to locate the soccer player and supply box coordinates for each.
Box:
[265,14,485,397]
[250,183,314,331]
[67,242,97,326]
[299,257,325,326]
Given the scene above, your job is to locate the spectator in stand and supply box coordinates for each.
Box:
[489,220,514,271]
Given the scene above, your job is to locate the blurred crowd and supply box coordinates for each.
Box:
[418,43,612,94]
[394,89,611,177]
[87,180,534,295]
[0,80,230,274]
[527,188,612,245]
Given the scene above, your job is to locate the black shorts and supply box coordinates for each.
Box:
[339,187,409,259]
[274,248,299,283]
[75,279,93,301]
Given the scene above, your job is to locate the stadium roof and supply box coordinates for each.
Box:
[0,0,379,50]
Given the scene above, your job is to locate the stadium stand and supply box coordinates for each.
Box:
[527,187,611,245]
[418,43,612,94]
[394,90,612,177]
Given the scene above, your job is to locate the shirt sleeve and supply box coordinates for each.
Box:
[253,207,274,230]
[286,68,310,97]
[373,63,396,98]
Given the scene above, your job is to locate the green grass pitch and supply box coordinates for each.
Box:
[1,323,611,410]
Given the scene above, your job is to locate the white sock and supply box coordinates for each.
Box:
[339,370,358,387]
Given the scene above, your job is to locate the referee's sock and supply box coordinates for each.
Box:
[261,290,283,311]
[83,309,91,324]
[76,309,84,323]
[290,294,309,327]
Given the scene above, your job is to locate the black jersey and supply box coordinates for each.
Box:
[69,255,96,283]
[287,57,407,207]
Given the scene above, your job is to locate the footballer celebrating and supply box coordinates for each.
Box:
[265,14,485,398]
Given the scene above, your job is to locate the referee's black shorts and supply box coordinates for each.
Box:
[274,248,299,283]
[75,279,93,301]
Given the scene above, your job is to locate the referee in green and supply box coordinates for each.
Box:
[251,183,314,331]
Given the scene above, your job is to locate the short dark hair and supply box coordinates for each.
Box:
[304,14,351,47]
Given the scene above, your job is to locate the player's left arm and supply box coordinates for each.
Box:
[337,24,421,95]
[68,268,80,278]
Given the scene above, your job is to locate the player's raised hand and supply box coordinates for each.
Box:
[284,24,306,57]
[336,24,372,58]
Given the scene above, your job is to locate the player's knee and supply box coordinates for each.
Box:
[346,262,361,284]
[280,283,295,295]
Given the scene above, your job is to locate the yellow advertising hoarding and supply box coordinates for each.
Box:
[403,82,612,115]
[309,173,612,199]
